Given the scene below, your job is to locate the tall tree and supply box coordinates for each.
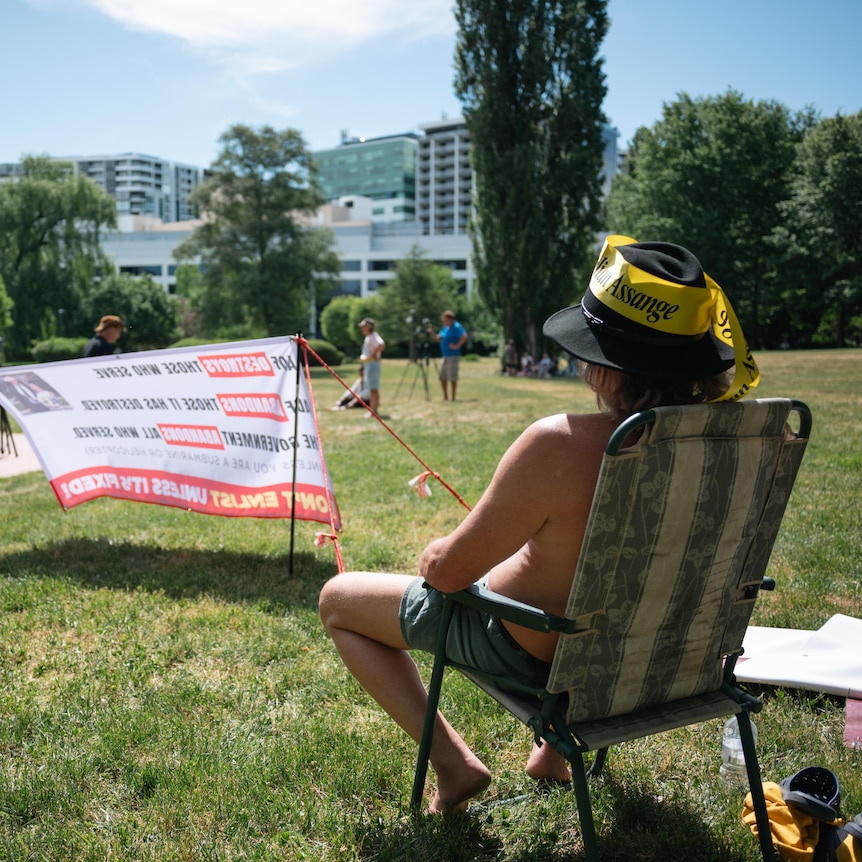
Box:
[0,156,116,358]
[174,124,340,339]
[774,111,862,346]
[455,0,609,356]
[373,245,461,354]
[604,91,808,348]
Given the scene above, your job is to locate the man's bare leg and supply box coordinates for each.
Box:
[319,572,491,812]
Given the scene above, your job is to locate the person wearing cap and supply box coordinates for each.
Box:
[358,318,385,416]
[426,311,468,401]
[320,235,759,814]
[82,315,125,358]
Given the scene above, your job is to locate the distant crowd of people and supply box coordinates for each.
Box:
[502,340,576,378]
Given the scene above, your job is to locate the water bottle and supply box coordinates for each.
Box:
[720,715,757,788]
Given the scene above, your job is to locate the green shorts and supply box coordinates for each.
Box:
[399,576,552,689]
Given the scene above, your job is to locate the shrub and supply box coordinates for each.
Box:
[31,337,89,362]
[304,339,343,367]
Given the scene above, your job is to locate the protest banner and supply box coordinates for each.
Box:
[0,337,340,528]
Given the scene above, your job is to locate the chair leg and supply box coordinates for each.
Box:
[738,710,778,862]
[570,753,600,862]
[411,599,456,809]
[587,747,608,779]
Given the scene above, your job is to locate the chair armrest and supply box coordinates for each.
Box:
[427,582,581,635]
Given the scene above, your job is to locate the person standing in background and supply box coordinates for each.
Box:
[82,315,124,358]
[426,311,468,401]
[358,318,385,417]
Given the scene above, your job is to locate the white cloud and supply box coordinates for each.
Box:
[80,0,456,74]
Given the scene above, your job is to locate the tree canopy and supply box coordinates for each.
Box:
[604,91,809,348]
[174,124,341,340]
[455,0,609,356]
[774,110,862,346]
[0,156,116,358]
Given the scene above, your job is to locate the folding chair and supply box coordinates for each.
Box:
[412,398,811,861]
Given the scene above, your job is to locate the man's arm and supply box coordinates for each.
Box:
[418,418,562,592]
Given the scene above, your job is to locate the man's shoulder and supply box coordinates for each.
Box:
[526,412,616,452]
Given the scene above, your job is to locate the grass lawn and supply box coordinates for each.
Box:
[0,349,860,860]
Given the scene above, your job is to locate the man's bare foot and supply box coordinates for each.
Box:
[525,742,571,784]
[428,760,491,815]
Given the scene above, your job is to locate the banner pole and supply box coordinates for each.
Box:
[289,333,304,577]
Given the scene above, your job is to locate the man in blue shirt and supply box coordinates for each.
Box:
[426,310,468,401]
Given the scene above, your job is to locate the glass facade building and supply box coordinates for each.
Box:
[313,134,418,222]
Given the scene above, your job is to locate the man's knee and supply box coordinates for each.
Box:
[319,573,357,630]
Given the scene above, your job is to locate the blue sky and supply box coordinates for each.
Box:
[4,0,861,168]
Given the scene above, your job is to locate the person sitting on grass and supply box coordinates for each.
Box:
[331,370,371,411]
[319,235,759,814]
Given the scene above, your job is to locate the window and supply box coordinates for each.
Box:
[120,265,163,276]
[341,260,361,271]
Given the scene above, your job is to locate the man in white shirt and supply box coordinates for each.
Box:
[358,318,385,416]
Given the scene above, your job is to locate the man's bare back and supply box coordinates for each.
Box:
[418,411,619,663]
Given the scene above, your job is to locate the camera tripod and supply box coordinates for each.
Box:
[395,332,438,402]
[0,407,17,457]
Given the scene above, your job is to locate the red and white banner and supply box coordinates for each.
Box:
[0,337,340,526]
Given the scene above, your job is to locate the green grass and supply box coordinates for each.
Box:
[1,351,860,860]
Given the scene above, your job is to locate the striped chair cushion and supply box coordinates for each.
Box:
[547,398,807,725]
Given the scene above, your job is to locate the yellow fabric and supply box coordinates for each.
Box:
[743,782,819,862]
[837,831,862,862]
[589,235,760,402]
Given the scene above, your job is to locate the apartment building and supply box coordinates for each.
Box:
[416,118,473,237]
[0,153,206,223]
[62,153,206,223]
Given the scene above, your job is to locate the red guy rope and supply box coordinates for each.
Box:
[299,339,473,515]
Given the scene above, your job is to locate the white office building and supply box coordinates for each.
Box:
[100,204,474,302]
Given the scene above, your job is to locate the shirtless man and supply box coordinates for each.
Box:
[319,235,758,814]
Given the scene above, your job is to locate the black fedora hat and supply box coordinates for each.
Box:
[544,235,758,396]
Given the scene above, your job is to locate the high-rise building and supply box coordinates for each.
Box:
[417,118,473,237]
[312,133,418,223]
[58,153,205,223]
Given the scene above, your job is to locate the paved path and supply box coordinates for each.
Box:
[0,434,44,478]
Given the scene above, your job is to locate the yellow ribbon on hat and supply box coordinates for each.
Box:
[704,272,760,401]
[591,235,759,401]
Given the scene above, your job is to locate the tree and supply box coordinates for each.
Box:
[774,111,862,346]
[373,246,461,354]
[0,274,13,340]
[455,0,609,356]
[0,156,116,358]
[174,124,340,340]
[320,295,362,356]
[604,91,807,348]
[81,272,179,351]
